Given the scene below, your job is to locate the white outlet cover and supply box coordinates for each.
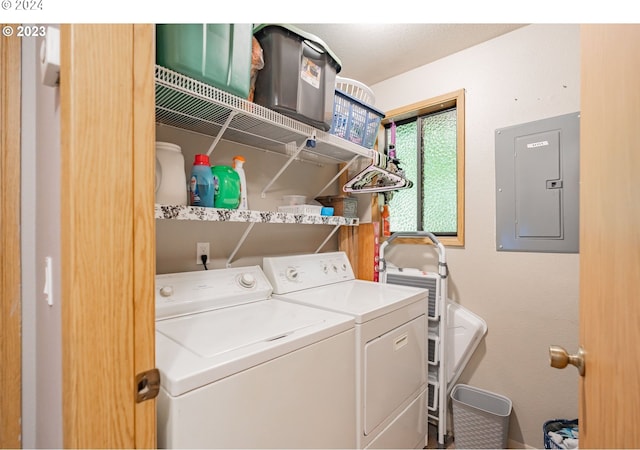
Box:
[196,242,210,264]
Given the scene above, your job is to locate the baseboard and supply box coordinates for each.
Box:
[508,438,537,449]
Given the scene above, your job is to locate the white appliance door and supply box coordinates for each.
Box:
[363,314,427,434]
[365,390,428,449]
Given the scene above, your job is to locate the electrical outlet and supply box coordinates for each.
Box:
[196,242,210,264]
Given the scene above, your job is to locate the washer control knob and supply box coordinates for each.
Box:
[331,264,338,273]
[322,264,329,274]
[286,267,299,282]
[159,286,174,297]
[341,263,347,272]
[238,273,256,289]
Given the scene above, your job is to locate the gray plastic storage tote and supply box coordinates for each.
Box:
[253,24,342,131]
[451,384,512,449]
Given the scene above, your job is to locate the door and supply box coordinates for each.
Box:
[579,24,640,448]
[60,25,156,447]
[0,24,22,450]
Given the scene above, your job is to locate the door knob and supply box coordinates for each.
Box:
[549,345,585,376]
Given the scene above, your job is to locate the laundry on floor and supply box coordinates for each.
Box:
[544,419,579,449]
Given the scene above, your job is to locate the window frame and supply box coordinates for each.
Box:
[381,89,465,247]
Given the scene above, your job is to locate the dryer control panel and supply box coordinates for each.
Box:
[263,252,355,294]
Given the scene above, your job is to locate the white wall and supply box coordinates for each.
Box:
[21,31,64,448]
[21,35,37,450]
[372,24,580,448]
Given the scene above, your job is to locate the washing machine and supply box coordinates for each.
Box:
[155,265,356,449]
[263,252,429,449]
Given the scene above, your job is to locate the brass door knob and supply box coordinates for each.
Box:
[549,345,585,376]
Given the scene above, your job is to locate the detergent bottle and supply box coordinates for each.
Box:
[189,154,215,207]
[233,155,248,210]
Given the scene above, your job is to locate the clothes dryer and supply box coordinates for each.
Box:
[263,252,429,449]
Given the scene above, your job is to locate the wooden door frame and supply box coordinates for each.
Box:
[579,24,640,448]
[60,24,155,447]
[0,25,22,450]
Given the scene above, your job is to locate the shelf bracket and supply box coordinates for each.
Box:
[314,155,361,198]
[315,224,342,253]
[261,135,315,198]
[206,111,238,156]
[226,222,256,267]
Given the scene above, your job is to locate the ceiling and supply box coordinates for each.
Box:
[291,24,526,86]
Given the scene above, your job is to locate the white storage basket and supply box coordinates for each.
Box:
[335,76,375,105]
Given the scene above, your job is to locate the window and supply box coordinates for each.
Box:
[382,89,465,246]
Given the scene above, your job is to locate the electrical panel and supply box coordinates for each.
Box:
[495,112,580,253]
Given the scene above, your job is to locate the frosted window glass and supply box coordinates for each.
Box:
[422,109,457,233]
[386,108,457,234]
[389,121,418,232]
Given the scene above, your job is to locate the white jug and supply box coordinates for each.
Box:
[155,142,188,205]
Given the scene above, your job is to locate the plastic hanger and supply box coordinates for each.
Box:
[343,150,413,194]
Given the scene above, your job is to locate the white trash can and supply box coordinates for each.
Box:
[451,384,512,449]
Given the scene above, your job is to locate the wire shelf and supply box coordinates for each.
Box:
[155,65,374,164]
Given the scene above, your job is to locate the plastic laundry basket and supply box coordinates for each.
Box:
[451,384,512,449]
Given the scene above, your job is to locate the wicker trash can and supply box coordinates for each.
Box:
[451,384,513,449]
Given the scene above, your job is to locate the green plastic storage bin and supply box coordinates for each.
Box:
[156,24,253,99]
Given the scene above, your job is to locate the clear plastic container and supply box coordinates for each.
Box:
[282,195,307,206]
[277,205,322,215]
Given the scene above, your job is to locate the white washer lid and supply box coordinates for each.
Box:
[156,299,354,397]
[446,299,488,386]
[273,280,428,323]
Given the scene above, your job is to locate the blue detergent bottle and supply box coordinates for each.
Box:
[189,154,215,207]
